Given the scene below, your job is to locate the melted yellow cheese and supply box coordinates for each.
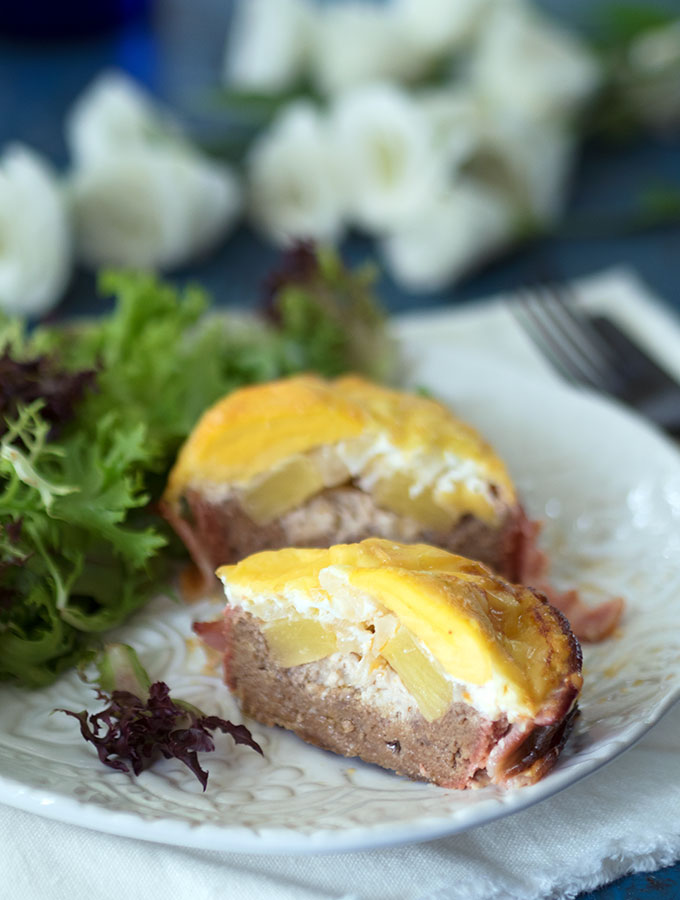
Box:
[165,376,365,493]
[218,539,580,718]
[165,374,515,525]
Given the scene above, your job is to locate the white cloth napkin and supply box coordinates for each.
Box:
[3,268,680,900]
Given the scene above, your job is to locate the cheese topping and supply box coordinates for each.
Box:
[165,374,515,526]
[218,539,581,721]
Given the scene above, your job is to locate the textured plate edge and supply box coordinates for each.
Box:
[0,693,678,855]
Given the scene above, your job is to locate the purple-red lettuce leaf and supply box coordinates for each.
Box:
[59,680,262,790]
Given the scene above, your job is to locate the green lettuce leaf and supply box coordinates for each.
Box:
[0,251,397,688]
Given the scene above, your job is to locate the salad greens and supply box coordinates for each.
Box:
[266,243,395,382]
[59,643,262,789]
[0,247,396,688]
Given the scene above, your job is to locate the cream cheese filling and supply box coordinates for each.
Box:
[191,428,509,524]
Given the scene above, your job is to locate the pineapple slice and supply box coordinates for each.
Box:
[262,616,338,667]
[381,627,453,722]
[372,472,452,532]
[240,455,325,524]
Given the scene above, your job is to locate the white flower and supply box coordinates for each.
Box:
[470,2,600,121]
[310,4,419,96]
[224,0,315,92]
[0,145,71,317]
[67,71,241,270]
[479,116,574,221]
[66,71,182,168]
[329,84,446,234]
[394,0,493,58]
[420,88,485,169]
[70,149,240,270]
[630,19,680,74]
[381,179,515,291]
[420,90,575,222]
[247,101,345,246]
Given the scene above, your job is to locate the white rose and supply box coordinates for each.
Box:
[224,0,315,92]
[66,71,183,168]
[329,83,446,234]
[470,2,600,121]
[67,71,241,270]
[310,4,419,96]
[247,101,345,246]
[394,0,493,58]
[420,90,575,222]
[70,148,240,270]
[420,88,485,169]
[0,145,71,317]
[381,179,516,291]
[479,116,574,221]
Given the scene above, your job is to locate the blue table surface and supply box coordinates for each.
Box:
[1,1,679,896]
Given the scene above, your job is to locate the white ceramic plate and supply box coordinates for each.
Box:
[1,348,679,855]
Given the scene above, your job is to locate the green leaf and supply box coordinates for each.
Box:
[0,582,83,687]
[0,260,397,687]
[270,245,398,384]
[96,643,152,697]
[594,3,677,48]
[639,182,680,220]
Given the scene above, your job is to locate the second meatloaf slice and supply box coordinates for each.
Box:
[162,374,622,641]
[162,374,525,575]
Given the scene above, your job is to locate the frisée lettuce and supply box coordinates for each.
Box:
[0,249,396,687]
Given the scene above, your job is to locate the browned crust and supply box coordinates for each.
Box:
[211,607,580,789]
[522,587,583,726]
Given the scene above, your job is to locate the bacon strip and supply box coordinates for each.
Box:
[193,618,228,652]
[509,507,624,643]
[539,587,624,643]
[159,499,216,591]
[487,704,579,789]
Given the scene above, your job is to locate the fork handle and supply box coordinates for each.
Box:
[635,388,680,438]
[591,316,679,388]
[591,316,680,438]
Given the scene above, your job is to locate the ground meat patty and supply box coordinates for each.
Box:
[164,485,623,643]
[162,484,528,589]
[218,608,579,789]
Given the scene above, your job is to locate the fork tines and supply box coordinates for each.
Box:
[511,285,624,394]
[509,284,680,436]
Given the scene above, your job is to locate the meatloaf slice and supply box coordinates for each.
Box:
[214,608,578,789]
[200,539,583,789]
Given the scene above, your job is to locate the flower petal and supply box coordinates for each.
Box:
[0,145,71,317]
[381,180,516,291]
[71,149,240,270]
[224,0,315,92]
[247,101,345,245]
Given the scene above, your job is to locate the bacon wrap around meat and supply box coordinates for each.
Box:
[506,507,624,643]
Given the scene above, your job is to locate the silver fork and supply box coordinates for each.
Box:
[510,284,680,437]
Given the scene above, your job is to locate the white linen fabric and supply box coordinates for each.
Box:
[2,268,679,900]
